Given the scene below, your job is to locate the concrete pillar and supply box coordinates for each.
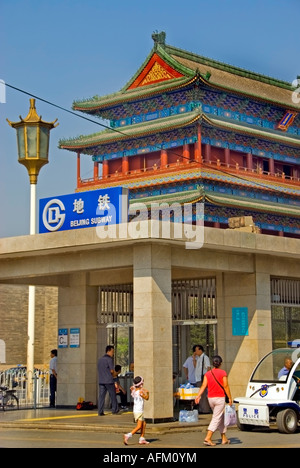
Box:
[133,244,173,422]
[57,272,98,406]
[217,269,272,398]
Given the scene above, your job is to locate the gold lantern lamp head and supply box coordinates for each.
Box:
[7,98,59,184]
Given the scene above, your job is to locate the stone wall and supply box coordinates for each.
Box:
[0,284,58,369]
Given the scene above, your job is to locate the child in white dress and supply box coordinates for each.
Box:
[123,376,149,445]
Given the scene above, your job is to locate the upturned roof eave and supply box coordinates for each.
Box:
[205,191,300,217]
[59,109,202,152]
[204,114,300,147]
[59,108,300,153]
[72,75,194,113]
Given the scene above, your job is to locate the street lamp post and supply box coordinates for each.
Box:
[7,99,58,399]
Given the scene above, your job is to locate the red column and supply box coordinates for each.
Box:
[269,158,275,175]
[204,144,211,163]
[161,148,168,168]
[102,160,109,178]
[122,156,129,175]
[225,147,230,167]
[93,161,98,181]
[77,152,81,187]
[183,143,190,164]
[194,125,202,163]
[247,153,253,172]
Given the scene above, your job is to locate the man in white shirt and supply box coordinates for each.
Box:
[183,345,202,385]
[49,349,57,408]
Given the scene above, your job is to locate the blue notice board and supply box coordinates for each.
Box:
[58,328,68,348]
[232,307,249,336]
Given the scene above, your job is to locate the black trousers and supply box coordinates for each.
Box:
[98,383,118,414]
[50,374,57,407]
[117,390,127,406]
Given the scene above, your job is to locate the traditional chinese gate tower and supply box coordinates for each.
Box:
[60,31,300,237]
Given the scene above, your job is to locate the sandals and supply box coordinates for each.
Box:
[203,439,231,446]
[203,440,216,446]
[222,439,231,445]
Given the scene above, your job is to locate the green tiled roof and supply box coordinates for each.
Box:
[205,192,300,217]
[73,76,195,112]
[59,109,202,151]
[59,108,300,153]
[72,34,300,114]
[128,188,300,218]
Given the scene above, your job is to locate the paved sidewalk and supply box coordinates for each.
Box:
[0,407,211,434]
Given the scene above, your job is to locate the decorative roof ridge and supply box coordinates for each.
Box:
[164,43,294,91]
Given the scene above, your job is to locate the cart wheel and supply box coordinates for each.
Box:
[277,409,298,434]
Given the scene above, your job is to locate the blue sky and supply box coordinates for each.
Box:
[0,0,299,237]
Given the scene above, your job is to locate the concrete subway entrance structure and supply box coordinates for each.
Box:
[0,223,299,422]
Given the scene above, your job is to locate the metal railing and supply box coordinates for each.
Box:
[0,368,51,409]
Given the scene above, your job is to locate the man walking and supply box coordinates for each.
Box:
[97,345,120,415]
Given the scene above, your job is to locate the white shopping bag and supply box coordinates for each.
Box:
[224,404,237,427]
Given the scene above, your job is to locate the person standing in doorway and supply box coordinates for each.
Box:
[49,349,57,408]
[195,345,211,414]
[97,345,120,415]
[183,344,202,386]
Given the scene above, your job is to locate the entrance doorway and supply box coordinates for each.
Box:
[97,277,218,378]
[172,278,217,382]
[271,277,300,349]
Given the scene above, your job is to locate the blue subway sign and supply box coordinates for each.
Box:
[39,187,128,233]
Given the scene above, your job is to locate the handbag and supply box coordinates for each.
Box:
[210,370,229,403]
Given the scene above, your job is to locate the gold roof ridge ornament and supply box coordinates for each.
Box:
[7,98,59,184]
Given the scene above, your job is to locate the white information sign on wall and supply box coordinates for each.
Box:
[70,328,80,348]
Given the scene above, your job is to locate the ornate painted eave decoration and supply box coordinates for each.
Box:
[127,52,185,89]
[278,111,298,131]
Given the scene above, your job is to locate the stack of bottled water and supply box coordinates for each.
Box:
[179,409,198,423]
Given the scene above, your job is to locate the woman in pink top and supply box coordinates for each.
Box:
[195,355,232,446]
